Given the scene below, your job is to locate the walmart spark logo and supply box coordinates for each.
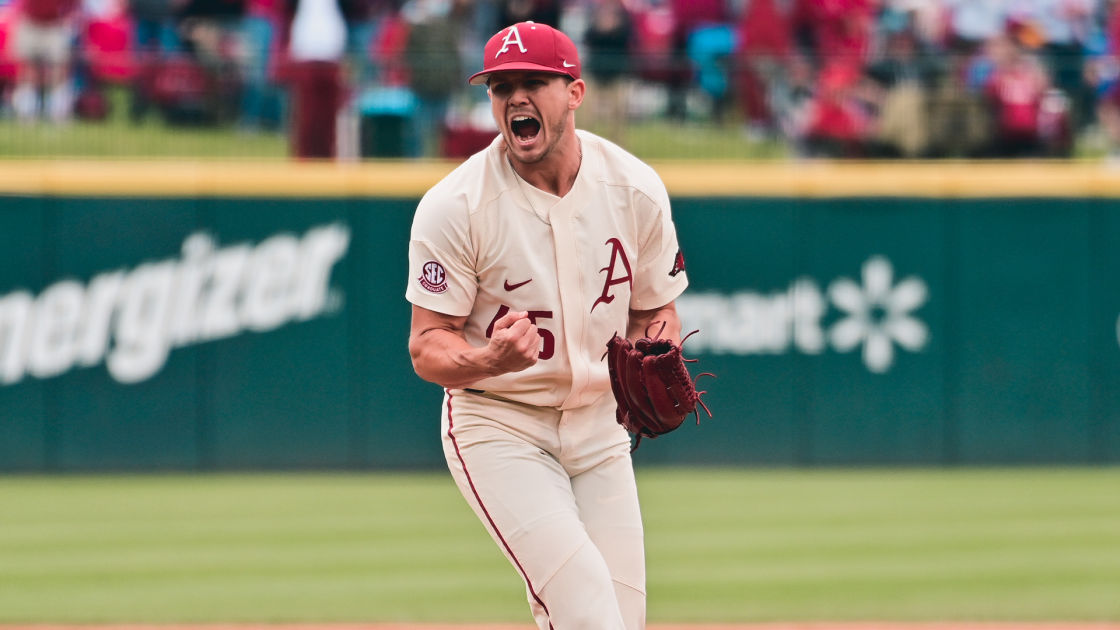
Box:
[827,256,929,373]
[676,256,930,374]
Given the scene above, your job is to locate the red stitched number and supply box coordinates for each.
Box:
[484,305,511,337]
[526,311,555,360]
[485,305,555,360]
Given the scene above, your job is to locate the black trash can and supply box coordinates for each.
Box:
[358,88,416,158]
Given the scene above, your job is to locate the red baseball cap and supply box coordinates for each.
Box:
[468,22,581,86]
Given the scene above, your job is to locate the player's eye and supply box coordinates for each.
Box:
[490,83,512,96]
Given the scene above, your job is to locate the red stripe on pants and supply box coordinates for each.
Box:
[446,390,554,629]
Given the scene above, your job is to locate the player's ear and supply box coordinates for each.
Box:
[568,79,586,111]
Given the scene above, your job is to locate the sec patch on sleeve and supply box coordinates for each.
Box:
[419,261,450,293]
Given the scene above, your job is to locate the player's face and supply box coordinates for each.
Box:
[488,72,584,164]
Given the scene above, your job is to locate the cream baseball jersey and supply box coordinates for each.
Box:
[406,130,688,409]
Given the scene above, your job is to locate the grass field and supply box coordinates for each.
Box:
[0,469,1118,623]
[0,120,289,159]
[0,119,784,161]
[0,86,783,161]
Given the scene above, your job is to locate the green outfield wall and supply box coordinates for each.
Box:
[1,190,1119,470]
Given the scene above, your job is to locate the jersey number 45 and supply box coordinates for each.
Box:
[485,305,555,360]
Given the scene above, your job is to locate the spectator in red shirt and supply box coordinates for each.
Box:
[734,0,794,136]
[11,0,79,122]
[287,0,346,158]
[801,61,872,156]
[671,0,725,40]
[984,31,1051,156]
[793,0,874,68]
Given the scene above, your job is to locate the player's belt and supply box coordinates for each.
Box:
[457,388,523,405]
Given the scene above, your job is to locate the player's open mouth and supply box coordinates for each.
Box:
[510,115,541,144]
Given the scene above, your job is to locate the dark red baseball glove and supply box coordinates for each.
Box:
[604,323,713,450]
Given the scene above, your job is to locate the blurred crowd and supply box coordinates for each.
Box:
[5,0,1120,158]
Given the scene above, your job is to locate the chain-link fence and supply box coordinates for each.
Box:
[0,21,1113,161]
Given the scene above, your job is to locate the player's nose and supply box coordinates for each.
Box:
[508,84,531,104]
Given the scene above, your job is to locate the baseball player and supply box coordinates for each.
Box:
[406,22,688,629]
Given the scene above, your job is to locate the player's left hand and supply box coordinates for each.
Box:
[606,324,713,450]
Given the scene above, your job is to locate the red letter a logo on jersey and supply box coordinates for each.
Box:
[669,248,686,276]
[591,238,632,312]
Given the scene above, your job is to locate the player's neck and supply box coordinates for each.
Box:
[508,129,581,198]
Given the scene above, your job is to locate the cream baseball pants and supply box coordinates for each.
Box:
[442,389,645,630]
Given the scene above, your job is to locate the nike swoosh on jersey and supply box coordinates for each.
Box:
[504,278,533,291]
[562,61,575,68]
[596,493,627,505]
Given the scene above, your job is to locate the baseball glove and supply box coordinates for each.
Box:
[604,323,713,451]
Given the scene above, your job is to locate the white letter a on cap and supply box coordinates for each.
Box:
[496,25,527,57]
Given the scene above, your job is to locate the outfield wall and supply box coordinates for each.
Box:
[1,163,1119,470]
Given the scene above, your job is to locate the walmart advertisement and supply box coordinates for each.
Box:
[1,196,1118,471]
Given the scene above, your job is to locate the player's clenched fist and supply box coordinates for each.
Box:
[486,310,540,373]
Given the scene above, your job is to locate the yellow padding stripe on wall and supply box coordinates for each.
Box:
[4,160,1120,197]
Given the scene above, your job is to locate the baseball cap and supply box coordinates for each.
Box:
[468,22,581,86]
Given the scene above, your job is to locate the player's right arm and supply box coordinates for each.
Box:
[409,305,541,389]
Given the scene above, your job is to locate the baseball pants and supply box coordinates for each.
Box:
[442,389,645,630]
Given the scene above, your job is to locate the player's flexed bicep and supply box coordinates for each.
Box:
[409,305,541,389]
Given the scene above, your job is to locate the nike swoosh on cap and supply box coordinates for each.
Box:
[563,61,575,67]
[504,279,532,291]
